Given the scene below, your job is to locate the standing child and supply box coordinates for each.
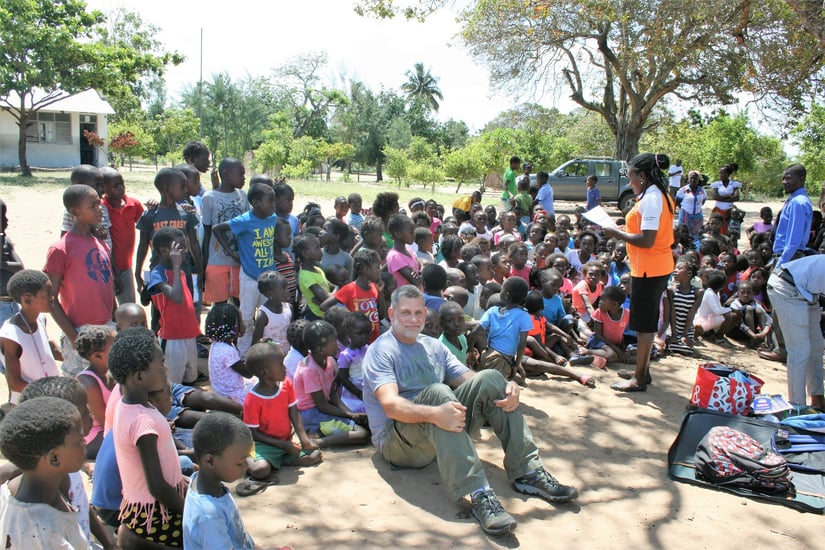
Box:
[492,211,522,248]
[44,184,115,377]
[586,175,601,210]
[293,321,370,447]
[273,182,299,241]
[273,218,298,308]
[206,303,255,406]
[201,157,248,307]
[513,178,533,225]
[252,271,292,354]
[101,167,144,305]
[386,214,421,289]
[295,234,333,321]
[490,252,511,284]
[666,259,703,356]
[1,198,24,342]
[347,193,364,230]
[353,216,388,262]
[60,164,113,251]
[0,270,60,403]
[322,248,381,342]
[0,397,92,549]
[477,277,533,382]
[75,325,115,459]
[414,227,436,264]
[334,196,349,223]
[109,327,186,549]
[147,227,200,385]
[184,412,294,549]
[212,182,278,356]
[242,343,322,490]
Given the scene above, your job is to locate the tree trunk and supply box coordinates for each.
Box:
[376,161,383,182]
[17,106,31,177]
[613,122,642,161]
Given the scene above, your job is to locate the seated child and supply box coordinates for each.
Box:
[422,263,448,312]
[694,269,739,342]
[666,259,702,356]
[414,227,435,264]
[243,344,322,489]
[508,242,531,281]
[252,271,292,354]
[580,286,629,366]
[422,308,442,338]
[477,277,532,382]
[0,397,92,549]
[490,252,510,284]
[147,383,196,476]
[439,301,471,366]
[0,270,60,404]
[75,324,116,459]
[522,292,595,387]
[109,327,186,549]
[322,248,381,343]
[336,312,372,413]
[284,320,309,380]
[293,321,369,447]
[386,214,421,289]
[320,218,353,281]
[353,216,387,263]
[295,234,333,321]
[184,413,270,548]
[572,261,604,324]
[206,303,255,405]
[729,281,772,349]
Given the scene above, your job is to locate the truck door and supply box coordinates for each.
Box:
[554,160,589,201]
[594,161,613,198]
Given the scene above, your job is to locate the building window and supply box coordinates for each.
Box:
[25,112,72,144]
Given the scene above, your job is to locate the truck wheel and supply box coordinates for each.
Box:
[618,192,635,212]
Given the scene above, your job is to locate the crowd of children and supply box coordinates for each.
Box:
[0,145,820,547]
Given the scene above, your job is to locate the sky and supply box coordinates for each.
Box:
[85,0,548,132]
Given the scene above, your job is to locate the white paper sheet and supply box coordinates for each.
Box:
[583,206,618,230]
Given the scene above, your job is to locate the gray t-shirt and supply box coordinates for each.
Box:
[362,331,469,449]
[321,249,353,281]
[201,189,249,266]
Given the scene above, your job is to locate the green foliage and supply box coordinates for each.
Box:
[408,162,445,190]
[407,136,436,162]
[794,104,825,187]
[387,118,413,149]
[108,120,155,169]
[401,62,443,112]
[0,0,179,175]
[150,107,200,158]
[442,146,485,184]
[383,146,409,184]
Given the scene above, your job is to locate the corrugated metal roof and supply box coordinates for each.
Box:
[0,88,115,115]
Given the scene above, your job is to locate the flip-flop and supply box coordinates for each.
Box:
[569,354,594,366]
[617,370,652,385]
[235,479,267,497]
[579,375,596,388]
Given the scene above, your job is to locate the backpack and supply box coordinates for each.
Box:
[694,426,793,494]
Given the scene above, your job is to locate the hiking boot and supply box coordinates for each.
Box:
[470,489,517,536]
[513,468,579,503]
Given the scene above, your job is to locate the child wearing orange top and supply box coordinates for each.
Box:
[572,261,605,324]
[581,286,630,365]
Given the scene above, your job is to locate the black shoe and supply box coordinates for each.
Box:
[470,489,517,536]
[618,370,652,385]
[568,354,594,366]
[513,468,579,503]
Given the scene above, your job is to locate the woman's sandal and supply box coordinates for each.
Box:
[235,479,267,497]
[610,380,647,392]
[617,370,652,385]
[579,375,596,388]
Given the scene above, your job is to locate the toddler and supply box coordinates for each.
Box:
[336,312,372,413]
[206,303,255,405]
[694,269,739,343]
[386,214,421,289]
[75,325,115,459]
[284,320,309,380]
[252,271,292,354]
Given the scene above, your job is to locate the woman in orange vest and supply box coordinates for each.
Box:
[602,153,674,392]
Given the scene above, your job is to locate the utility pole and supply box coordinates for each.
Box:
[198,27,203,135]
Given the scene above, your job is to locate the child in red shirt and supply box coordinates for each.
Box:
[101,167,144,305]
[583,286,630,365]
[147,228,200,384]
[572,261,605,324]
[243,342,321,486]
[321,248,381,342]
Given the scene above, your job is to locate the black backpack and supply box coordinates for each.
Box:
[694,426,793,494]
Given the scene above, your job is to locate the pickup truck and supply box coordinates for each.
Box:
[531,157,635,211]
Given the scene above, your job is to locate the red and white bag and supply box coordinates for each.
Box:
[689,363,764,415]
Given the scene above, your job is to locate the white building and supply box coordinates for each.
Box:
[0,89,115,169]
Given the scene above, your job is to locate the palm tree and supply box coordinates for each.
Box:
[401,62,444,113]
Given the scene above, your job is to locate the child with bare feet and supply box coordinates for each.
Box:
[581,286,628,370]
[240,343,321,496]
[729,281,772,349]
[293,321,370,447]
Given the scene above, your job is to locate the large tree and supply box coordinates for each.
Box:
[0,0,180,175]
[357,0,821,160]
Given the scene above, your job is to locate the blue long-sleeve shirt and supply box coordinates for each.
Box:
[773,187,812,267]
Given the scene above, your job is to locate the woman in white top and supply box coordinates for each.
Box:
[675,170,707,245]
[708,162,740,235]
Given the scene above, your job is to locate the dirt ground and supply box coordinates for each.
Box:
[0,182,821,549]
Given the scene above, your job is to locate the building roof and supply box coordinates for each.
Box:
[0,88,115,115]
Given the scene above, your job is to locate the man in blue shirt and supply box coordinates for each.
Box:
[773,164,812,268]
[768,253,825,409]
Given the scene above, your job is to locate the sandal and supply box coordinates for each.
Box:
[569,354,594,366]
[618,370,652,385]
[235,479,267,497]
[579,375,596,388]
[610,380,647,392]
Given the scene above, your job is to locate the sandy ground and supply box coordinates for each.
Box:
[0,182,821,549]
